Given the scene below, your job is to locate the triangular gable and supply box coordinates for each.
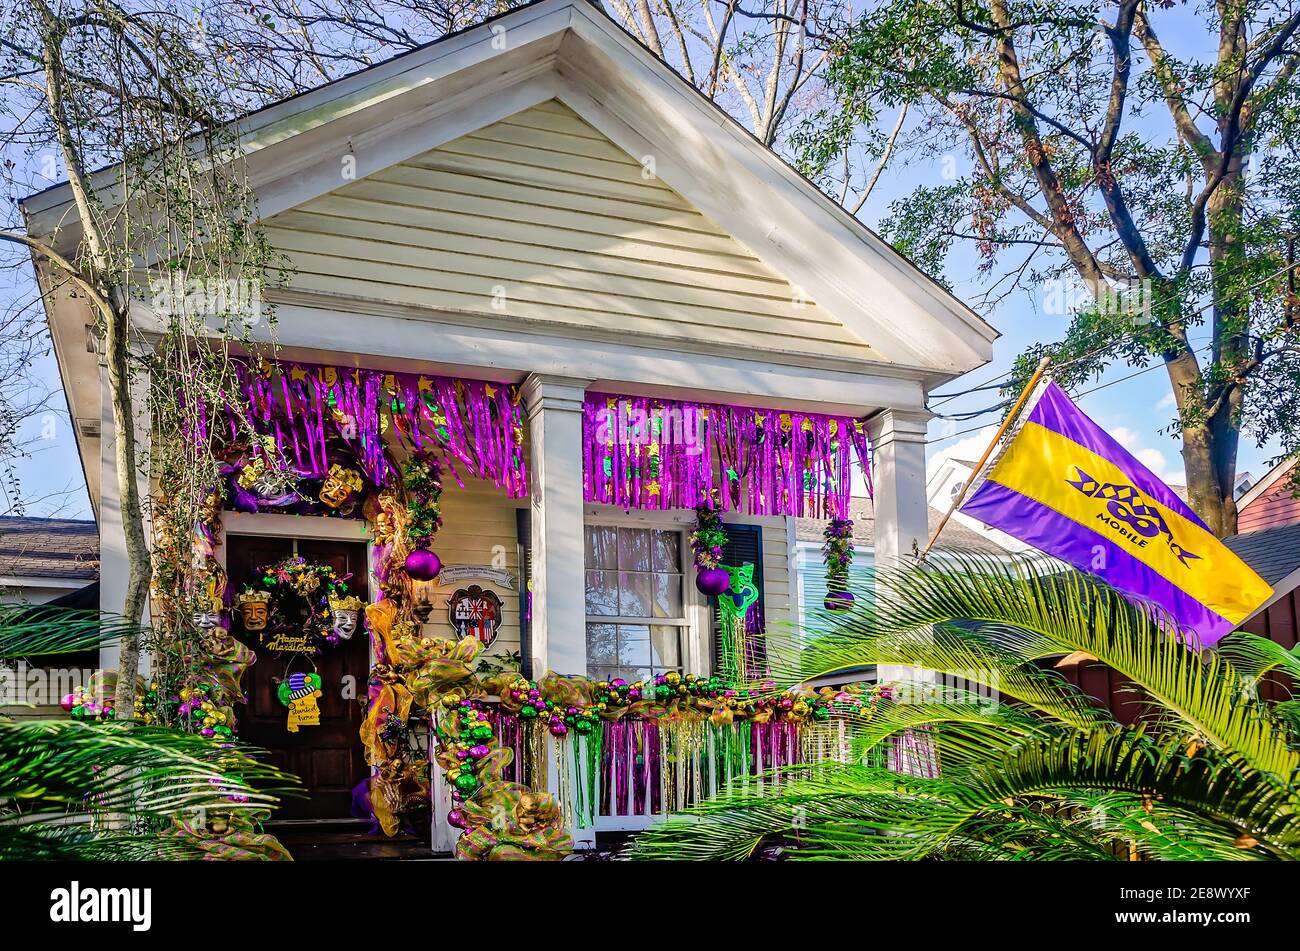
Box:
[265,101,882,363]
[23,0,995,379]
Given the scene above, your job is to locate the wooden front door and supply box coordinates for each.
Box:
[226,534,370,820]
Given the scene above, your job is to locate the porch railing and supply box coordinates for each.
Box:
[429,708,866,851]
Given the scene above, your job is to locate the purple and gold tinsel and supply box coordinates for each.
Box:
[196,358,527,497]
[584,393,871,518]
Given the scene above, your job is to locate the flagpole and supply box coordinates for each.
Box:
[918,356,1052,563]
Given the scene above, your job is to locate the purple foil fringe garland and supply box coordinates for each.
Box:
[198,358,528,497]
[582,393,871,518]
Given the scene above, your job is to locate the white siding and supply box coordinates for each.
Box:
[265,100,883,363]
[416,475,522,662]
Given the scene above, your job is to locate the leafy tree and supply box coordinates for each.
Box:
[628,555,1300,860]
[799,0,1300,535]
[0,1,285,715]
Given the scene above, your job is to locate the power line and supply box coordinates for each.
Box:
[926,260,1298,410]
[925,339,1218,445]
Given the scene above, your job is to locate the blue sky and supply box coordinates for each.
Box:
[4,3,1278,520]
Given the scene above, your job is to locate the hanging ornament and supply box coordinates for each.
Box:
[822,517,855,610]
[717,563,761,682]
[404,548,442,582]
[279,671,323,732]
[690,491,730,595]
[402,455,444,581]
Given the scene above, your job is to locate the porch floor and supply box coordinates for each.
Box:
[267,819,444,861]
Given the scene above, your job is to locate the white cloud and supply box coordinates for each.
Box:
[1110,427,1183,485]
[927,425,999,475]
[1156,391,1177,410]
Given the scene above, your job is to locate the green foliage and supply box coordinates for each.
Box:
[800,0,1300,512]
[1,607,298,860]
[629,554,1300,860]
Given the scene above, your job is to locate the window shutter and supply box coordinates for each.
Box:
[710,523,765,673]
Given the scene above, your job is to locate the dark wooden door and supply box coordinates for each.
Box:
[226,535,369,819]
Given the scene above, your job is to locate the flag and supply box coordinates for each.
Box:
[959,381,1271,645]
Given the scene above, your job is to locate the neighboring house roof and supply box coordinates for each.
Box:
[1235,458,1299,533]
[794,497,1009,555]
[1223,522,1300,588]
[0,517,99,581]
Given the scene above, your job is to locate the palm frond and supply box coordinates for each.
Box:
[793,554,1297,776]
[0,606,141,658]
[0,719,301,860]
[632,558,1300,861]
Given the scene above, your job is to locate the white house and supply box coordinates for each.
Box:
[23,0,995,848]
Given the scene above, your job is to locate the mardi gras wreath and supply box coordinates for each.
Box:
[235,555,362,653]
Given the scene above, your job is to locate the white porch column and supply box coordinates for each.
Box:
[866,408,930,685]
[521,374,592,677]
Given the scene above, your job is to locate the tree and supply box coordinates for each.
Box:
[629,555,1300,860]
[0,0,278,717]
[199,0,865,171]
[798,0,1300,535]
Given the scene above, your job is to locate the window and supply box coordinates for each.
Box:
[584,525,687,682]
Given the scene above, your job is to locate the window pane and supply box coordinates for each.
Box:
[618,570,652,617]
[618,528,652,571]
[650,625,681,668]
[652,573,682,618]
[617,624,651,666]
[585,526,619,569]
[652,530,681,572]
[585,570,619,616]
[586,624,617,666]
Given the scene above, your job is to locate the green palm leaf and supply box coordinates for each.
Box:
[632,557,1300,861]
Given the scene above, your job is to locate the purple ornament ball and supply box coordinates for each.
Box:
[695,566,731,597]
[824,590,855,611]
[447,809,468,830]
[59,693,77,712]
[404,548,442,581]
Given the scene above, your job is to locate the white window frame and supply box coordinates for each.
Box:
[581,506,710,678]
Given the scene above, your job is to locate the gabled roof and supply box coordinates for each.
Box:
[1236,456,1297,512]
[0,517,99,581]
[21,0,995,383]
[1223,522,1300,588]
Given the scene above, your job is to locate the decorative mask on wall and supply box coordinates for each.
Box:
[327,593,365,641]
[191,576,225,636]
[235,589,271,632]
[320,464,364,509]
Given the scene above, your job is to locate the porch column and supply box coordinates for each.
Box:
[521,374,592,676]
[866,408,930,685]
[98,354,152,677]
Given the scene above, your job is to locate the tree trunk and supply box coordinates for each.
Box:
[1179,423,1237,538]
[36,4,152,717]
[106,299,152,720]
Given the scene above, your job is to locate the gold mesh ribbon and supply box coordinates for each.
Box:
[455,784,573,861]
[396,634,483,708]
[164,814,292,861]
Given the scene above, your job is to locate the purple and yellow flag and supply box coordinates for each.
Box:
[959,381,1271,646]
